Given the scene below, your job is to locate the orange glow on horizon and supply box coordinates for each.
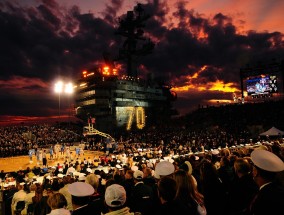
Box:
[172,65,240,94]
[172,80,239,93]
[0,115,80,126]
[208,80,239,92]
[208,99,232,104]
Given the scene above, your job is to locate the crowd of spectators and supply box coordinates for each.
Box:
[0,101,284,215]
[1,100,284,158]
[1,141,283,215]
[0,124,82,158]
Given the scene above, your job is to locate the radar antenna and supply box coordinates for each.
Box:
[115,3,154,78]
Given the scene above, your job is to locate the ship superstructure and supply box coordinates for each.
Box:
[74,4,177,132]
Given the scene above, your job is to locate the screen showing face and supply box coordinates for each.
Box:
[246,76,277,95]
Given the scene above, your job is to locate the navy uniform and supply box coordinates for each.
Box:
[68,182,95,215]
[249,149,284,215]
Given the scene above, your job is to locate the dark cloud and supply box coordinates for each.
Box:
[0,0,283,118]
[101,0,124,24]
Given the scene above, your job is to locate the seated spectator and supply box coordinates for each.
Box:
[47,193,70,215]
[59,176,73,211]
[21,184,37,215]
[85,174,104,215]
[11,184,26,215]
[26,168,35,180]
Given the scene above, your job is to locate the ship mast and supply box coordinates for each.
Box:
[116,3,154,78]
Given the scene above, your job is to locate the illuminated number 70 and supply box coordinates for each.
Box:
[126,107,145,130]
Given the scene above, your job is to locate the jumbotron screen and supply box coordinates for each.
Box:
[246,75,278,96]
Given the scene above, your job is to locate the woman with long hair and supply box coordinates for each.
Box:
[173,169,206,215]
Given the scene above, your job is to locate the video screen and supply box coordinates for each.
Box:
[246,75,278,95]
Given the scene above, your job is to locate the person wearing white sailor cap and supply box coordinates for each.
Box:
[68,182,94,215]
[249,149,284,215]
[154,160,175,179]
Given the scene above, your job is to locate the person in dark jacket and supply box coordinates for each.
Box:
[157,176,179,215]
[68,182,94,215]
[129,170,154,215]
[249,149,284,215]
[199,159,228,215]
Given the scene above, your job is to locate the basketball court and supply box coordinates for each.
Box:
[0,150,104,173]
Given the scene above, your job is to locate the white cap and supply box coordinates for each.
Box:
[133,170,143,179]
[73,171,80,176]
[68,182,94,197]
[20,182,25,185]
[212,149,219,155]
[78,174,86,181]
[147,162,153,168]
[116,164,122,169]
[256,145,268,151]
[251,150,284,172]
[105,184,126,208]
[184,161,193,175]
[155,161,175,177]
[86,168,92,173]
[36,177,44,184]
[131,166,138,171]
[153,170,160,179]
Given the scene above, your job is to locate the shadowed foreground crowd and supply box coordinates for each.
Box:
[1,143,284,215]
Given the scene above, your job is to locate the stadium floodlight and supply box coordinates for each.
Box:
[65,83,74,94]
[54,81,74,126]
[54,81,64,93]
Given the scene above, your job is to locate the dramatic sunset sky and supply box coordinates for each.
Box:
[0,0,284,125]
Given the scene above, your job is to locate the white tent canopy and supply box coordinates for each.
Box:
[260,126,284,136]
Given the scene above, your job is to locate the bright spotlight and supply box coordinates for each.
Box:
[65,83,74,94]
[54,81,63,93]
